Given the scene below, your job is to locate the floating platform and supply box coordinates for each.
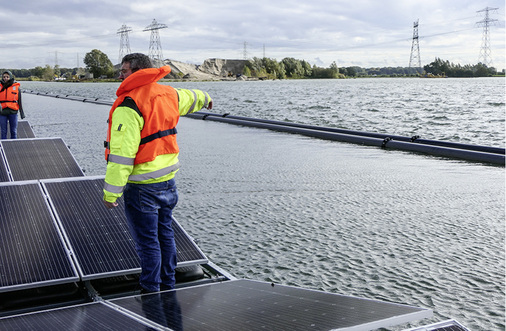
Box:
[2,117,466,330]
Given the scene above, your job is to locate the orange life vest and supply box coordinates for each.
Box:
[0,82,20,111]
[105,67,180,165]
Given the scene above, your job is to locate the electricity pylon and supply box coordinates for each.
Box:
[476,7,498,67]
[117,24,132,64]
[409,19,422,72]
[243,42,248,60]
[144,19,168,67]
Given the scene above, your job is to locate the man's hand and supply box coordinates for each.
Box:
[206,100,213,110]
[103,200,119,209]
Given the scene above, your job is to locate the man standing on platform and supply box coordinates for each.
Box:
[103,53,212,293]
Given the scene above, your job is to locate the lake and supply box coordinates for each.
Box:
[20,77,505,330]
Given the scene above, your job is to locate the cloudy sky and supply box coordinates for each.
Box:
[1,0,504,70]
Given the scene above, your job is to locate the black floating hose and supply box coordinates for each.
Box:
[188,112,504,166]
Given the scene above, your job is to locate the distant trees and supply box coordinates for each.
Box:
[1,48,116,81]
[423,57,497,77]
[310,62,343,78]
[281,57,311,78]
[3,66,53,80]
[83,49,114,78]
[245,57,344,79]
[244,57,427,79]
[243,56,500,79]
[245,57,286,79]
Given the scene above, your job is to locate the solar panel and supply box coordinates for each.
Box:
[1,138,84,181]
[0,181,79,293]
[41,176,207,280]
[0,302,157,330]
[111,279,433,330]
[7,120,36,139]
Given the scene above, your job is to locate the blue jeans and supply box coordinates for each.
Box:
[124,179,179,292]
[0,114,18,139]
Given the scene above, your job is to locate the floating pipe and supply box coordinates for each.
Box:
[25,90,115,106]
[187,112,505,166]
[192,112,505,155]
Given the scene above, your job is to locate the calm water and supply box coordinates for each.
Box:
[20,78,505,330]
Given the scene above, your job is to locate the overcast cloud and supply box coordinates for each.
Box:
[0,0,504,70]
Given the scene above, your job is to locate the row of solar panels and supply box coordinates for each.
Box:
[0,122,207,293]
[0,278,437,330]
[0,104,442,330]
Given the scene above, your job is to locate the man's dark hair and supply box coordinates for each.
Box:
[122,53,153,72]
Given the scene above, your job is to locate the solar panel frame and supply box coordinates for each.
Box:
[0,301,161,330]
[111,279,433,330]
[0,180,79,293]
[404,319,470,331]
[1,137,84,181]
[0,145,11,182]
[41,176,208,281]
[173,215,209,268]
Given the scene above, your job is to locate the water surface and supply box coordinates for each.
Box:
[20,78,505,330]
[22,77,505,147]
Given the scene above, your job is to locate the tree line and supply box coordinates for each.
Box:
[246,56,500,79]
[1,49,501,80]
[3,49,115,80]
[422,57,497,77]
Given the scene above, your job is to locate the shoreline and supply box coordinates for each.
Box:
[17,75,505,83]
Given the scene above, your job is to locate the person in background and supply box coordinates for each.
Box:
[0,71,25,139]
[102,53,213,293]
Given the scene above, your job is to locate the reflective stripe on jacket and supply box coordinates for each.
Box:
[0,82,20,111]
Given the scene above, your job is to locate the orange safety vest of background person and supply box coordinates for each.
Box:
[105,76,180,165]
[1,82,20,111]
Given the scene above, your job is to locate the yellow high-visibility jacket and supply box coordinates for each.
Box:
[103,66,212,203]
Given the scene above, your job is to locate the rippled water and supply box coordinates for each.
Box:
[20,78,505,330]
[22,77,505,147]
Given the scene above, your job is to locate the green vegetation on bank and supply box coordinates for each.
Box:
[245,56,502,79]
[422,57,498,77]
[83,49,115,78]
[2,49,116,81]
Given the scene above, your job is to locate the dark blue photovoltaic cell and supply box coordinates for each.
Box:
[0,302,153,330]
[1,138,84,181]
[112,279,432,330]
[42,177,207,280]
[0,182,78,292]
[1,121,36,180]
[8,120,36,139]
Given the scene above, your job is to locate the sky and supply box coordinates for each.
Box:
[1,0,505,71]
